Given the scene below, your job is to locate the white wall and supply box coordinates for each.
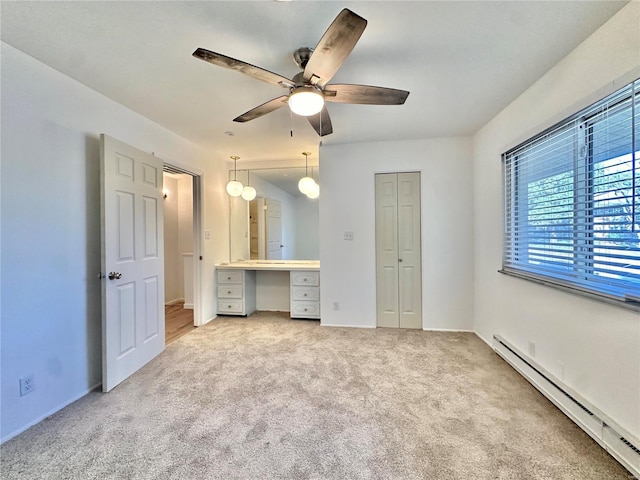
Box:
[319,137,474,330]
[163,175,181,302]
[0,42,230,441]
[163,174,194,303]
[177,175,194,297]
[473,2,640,439]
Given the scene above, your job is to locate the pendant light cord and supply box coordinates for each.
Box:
[230,155,239,181]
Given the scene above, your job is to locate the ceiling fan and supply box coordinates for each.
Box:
[192,8,409,137]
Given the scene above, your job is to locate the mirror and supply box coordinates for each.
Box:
[229,167,319,261]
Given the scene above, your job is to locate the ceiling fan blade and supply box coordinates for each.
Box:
[307,106,333,137]
[324,84,410,105]
[233,96,289,123]
[193,48,292,87]
[303,9,367,87]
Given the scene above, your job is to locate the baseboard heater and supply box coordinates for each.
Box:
[493,335,639,479]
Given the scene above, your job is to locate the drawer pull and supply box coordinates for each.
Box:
[304,278,308,282]
[304,308,308,312]
[227,276,231,280]
[303,293,307,297]
[228,305,232,309]
[227,290,232,294]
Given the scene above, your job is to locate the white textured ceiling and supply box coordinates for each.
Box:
[0,1,627,166]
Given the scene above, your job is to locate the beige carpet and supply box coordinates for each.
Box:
[0,312,630,479]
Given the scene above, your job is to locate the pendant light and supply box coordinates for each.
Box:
[306,183,320,199]
[226,155,243,197]
[306,165,320,199]
[241,170,257,201]
[298,152,317,195]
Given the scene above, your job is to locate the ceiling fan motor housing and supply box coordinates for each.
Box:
[293,47,314,69]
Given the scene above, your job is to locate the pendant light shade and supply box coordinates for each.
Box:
[241,185,256,201]
[298,176,316,194]
[289,87,324,116]
[306,182,320,199]
[241,169,256,201]
[226,155,243,197]
[226,180,243,197]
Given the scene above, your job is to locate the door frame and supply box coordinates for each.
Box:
[163,161,205,327]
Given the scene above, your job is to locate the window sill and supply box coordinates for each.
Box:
[497,269,640,314]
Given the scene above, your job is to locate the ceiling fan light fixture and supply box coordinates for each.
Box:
[289,87,324,116]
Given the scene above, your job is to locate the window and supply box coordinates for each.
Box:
[502,79,640,304]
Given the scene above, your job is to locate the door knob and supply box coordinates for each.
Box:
[108,272,122,280]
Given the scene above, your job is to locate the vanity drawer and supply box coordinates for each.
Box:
[291,285,319,301]
[290,301,320,318]
[217,270,243,284]
[218,300,244,313]
[291,271,319,286]
[217,285,243,298]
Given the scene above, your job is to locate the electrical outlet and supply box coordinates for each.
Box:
[204,230,211,240]
[344,231,354,241]
[20,374,34,397]
[332,301,340,310]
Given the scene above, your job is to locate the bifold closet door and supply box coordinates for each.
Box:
[375,172,422,329]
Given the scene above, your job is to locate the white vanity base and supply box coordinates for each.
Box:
[216,261,320,319]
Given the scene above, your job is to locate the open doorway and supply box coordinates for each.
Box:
[163,164,203,344]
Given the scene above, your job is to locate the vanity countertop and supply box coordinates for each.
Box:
[216,260,320,271]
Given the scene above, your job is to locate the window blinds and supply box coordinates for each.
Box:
[503,79,639,301]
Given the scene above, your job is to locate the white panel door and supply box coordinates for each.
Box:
[101,134,165,392]
[266,198,282,260]
[375,172,422,329]
[375,174,400,328]
[397,173,422,329]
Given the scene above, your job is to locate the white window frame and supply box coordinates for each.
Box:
[501,79,639,310]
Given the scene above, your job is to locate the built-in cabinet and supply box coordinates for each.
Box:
[216,265,319,319]
[290,271,321,319]
[216,269,256,316]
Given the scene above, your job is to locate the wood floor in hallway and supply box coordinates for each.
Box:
[165,302,195,345]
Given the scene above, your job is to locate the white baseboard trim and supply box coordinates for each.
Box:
[493,335,639,479]
[423,327,474,333]
[1,381,102,444]
[320,323,376,329]
[183,303,194,309]
[165,297,185,306]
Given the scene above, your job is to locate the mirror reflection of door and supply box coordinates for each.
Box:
[266,198,282,260]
